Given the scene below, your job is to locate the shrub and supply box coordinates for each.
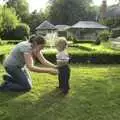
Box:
[42,51,120,64]
[5,40,22,44]
[73,39,95,44]
[72,38,79,43]
[0,54,5,64]
[1,7,20,39]
[98,30,111,41]
[69,44,95,51]
[13,23,30,40]
[94,38,101,45]
[0,38,2,45]
[111,28,120,38]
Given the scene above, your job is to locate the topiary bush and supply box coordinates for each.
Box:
[98,30,111,42]
[111,28,120,38]
[13,23,30,40]
[94,38,101,45]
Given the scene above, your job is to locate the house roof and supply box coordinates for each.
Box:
[105,4,120,17]
[55,25,71,31]
[36,20,56,30]
[71,21,108,29]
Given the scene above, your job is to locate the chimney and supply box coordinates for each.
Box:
[100,0,107,19]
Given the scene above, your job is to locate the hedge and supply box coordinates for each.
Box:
[43,52,120,64]
[1,40,23,44]
[1,50,120,64]
[0,54,5,64]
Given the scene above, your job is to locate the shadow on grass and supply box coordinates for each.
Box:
[0,78,120,120]
[0,91,27,105]
[9,88,69,120]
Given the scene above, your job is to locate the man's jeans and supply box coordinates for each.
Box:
[3,65,32,92]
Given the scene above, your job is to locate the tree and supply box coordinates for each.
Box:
[0,6,3,34]
[6,0,29,23]
[48,0,96,25]
[0,6,20,39]
[28,10,48,33]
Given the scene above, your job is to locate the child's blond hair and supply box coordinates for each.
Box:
[55,37,68,51]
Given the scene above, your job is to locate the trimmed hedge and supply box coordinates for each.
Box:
[1,52,120,64]
[1,40,23,45]
[1,44,120,64]
[43,52,120,64]
[13,23,30,40]
[73,40,95,44]
[0,54,5,64]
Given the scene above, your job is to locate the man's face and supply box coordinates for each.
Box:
[35,44,45,52]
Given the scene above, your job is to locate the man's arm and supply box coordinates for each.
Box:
[24,53,57,74]
[36,51,57,68]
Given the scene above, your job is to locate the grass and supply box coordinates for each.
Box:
[0,42,120,55]
[0,64,120,120]
[0,44,15,55]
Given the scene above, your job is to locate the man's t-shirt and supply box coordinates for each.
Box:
[3,41,32,68]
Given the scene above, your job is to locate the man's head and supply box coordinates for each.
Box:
[29,35,46,50]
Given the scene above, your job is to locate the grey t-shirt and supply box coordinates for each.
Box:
[3,41,32,68]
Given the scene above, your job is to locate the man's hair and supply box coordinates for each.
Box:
[29,35,46,45]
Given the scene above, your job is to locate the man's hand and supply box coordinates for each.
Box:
[48,68,58,75]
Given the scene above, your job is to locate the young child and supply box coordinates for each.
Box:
[55,37,70,94]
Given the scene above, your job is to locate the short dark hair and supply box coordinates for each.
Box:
[29,35,46,45]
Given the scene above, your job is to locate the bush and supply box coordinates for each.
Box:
[69,44,95,51]
[13,23,30,40]
[0,54,5,64]
[1,7,20,39]
[42,51,120,64]
[98,30,111,41]
[72,39,95,44]
[0,38,2,45]
[94,38,101,45]
[111,28,120,38]
[2,40,22,44]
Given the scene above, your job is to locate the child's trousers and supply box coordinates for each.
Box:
[58,65,70,92]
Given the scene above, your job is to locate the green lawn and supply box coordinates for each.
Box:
[0,44,15,55]
[1,42,120,55]
[0,64,120,120]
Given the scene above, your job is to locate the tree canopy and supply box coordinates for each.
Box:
[0,6,20,38]
[6,0,29,23]
[48,0,96,25]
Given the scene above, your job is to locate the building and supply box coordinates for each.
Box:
[69,21,108,40]
[55,25,71,37]
[35,20,57,36]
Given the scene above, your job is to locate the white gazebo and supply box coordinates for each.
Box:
[36,20,57,36]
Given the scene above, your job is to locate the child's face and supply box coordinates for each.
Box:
[55,43,63,52]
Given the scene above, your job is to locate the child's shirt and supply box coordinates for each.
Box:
[56,51,69,66]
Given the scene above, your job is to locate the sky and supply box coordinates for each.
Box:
[29,0,48,13]
[0,0,119,13]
